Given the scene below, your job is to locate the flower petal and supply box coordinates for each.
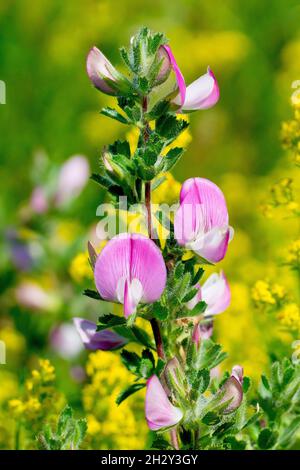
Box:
[220,365,244,414]
[201,271,231,316]
[73,317,127,350]
[181,67,219,111]
[55,155,90,206]
[163,45,186,106]
[145,375,183,430]
[189,226,231,263]
[86,46,117,95]
[94,233,167,315]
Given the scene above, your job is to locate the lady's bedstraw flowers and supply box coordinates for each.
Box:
[163,45,219,112]
[94,233,167,318]
[175,178,234,263]
[145,375,183,430]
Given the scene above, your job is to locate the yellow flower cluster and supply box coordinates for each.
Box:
[277,303,300,332]
[252,280,287,308]
[9,359,64,435]
[69,251,93,284]
[281,100,300,166]
[82,351,147,450]
[152,172,181,205]
[286,239,300,269]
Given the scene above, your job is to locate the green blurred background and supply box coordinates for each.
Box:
[0,0,300,450]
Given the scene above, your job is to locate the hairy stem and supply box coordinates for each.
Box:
[142,95,180,450]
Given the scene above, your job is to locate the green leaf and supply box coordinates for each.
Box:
[162,147,185,172]
[261,374,271,391]
[192,267,205,285]
[120,349,141,375]
[258,428,278,449]
[90,173,123,196]
[108,139,131,157]
[197,339,228,370]
[116,382,146,405]
[278,416,300,448]
[242,376,251,393]
[223,436,247,450]
[83,289,102,301]
[188,300,207,317]
[57,405,73,435]
[131,325,154,350]
[151,434,171,450]
[139,358,154,378]
[152,302,169,320]
[97,313,126,331]
[100,107,129,124]
[181,287,198,304]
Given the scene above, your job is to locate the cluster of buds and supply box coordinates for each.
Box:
[74,28,244,449]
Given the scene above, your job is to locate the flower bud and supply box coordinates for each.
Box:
[219,365,244,414]
[154,46,172,85]
[87,46,131,96]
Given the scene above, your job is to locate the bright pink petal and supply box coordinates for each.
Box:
[73,317,128,350]
[201,271,231,316]
[175,178,232,262]
[163,45,186,106]
[94,233,167,316]
[86,46,116,95]
[145,375,183,430]
[181,67,219,111]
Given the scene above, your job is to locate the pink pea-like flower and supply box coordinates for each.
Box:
[86,47,120,95]
[174,178,234,263]
[162,45,219,112]
[55,155,90,206]
[73,317,128,350]
[220,365,244,414]
[188,271,231,316]
[94,233,167,318]
[145,375,183,430]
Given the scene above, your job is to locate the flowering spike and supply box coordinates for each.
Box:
[94,233,167,318]
[145,375,183,430]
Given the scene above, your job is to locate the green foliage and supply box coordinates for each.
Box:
[37,406,87,450]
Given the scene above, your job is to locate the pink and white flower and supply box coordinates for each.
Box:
[187,271,231,316]
[55,155,90,206]
[94,233,167,318]
[87,46,130,95]
[73,317,128,350]
[220,365,244,414]
[162,45,219,112]
[145,375,183,430]
[174,178,234,263]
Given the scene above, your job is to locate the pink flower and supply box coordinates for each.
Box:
[30,186,48,214]
[50,323,83,359]
[145,375,183,430]
[188,271,231,316]
[73,317,128,350]
[220,365,244,414]
[55,155,90,206]
[174,178,234,263]
[162,46,219,112]
[94,233,167,318]
[87,46,130,95]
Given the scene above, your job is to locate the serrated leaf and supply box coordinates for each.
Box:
[192,267,204,285]
[116,382,146,405]
[152,302,169,320]
[139,358,154,378]
[181,287,198,304]
[83,289,102,301]
[97,313,126,331]
[120,349,141,374]
[162,147,184,172]
[188,300,207,317]
[100,107,129,124]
